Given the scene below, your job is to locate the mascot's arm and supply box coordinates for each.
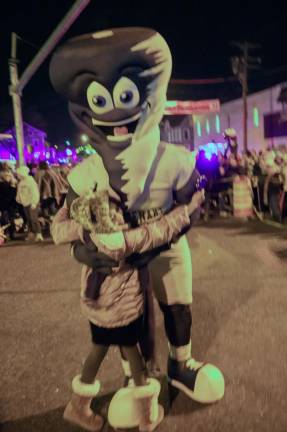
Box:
[163,147,203,226]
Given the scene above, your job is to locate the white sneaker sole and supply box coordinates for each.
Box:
[168,377,223,404]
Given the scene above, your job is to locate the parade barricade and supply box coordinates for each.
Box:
[233,175,253,218]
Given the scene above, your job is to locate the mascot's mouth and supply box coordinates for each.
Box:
[91,112,141,142]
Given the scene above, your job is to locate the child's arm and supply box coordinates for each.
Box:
[123,205,191,256]
[91,205,189,261]
[51,205,83,245]
[91,190,205,261]
[123,192,206,258]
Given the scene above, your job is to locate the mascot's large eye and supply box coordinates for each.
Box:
[87,81,114,114]
[113,77,140,109]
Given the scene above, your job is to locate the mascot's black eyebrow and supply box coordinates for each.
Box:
[119,65,145,77]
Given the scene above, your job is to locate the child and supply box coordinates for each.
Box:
[16,166,43,242]
[51,189,204,431]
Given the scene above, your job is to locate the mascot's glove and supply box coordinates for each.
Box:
[72,240,119,274]
[126,243,170,268]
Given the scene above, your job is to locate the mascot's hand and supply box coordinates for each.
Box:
[126,244,170,268]
[187,190,205,215]
[72,240,119,274]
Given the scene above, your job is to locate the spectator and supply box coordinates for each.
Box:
[16,166,43,242]
[0,166,22,238]
[34,161,60,219]
[263,162,283,223]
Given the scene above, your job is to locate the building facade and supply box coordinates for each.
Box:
[0,122,47,163]
[193,81,287,153]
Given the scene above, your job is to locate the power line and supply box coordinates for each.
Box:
[170,65,287,86]
[170,77,236,85]
[16,34,39,50]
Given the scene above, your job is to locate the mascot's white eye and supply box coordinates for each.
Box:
[87,81,114,114]
[113,77,140,109]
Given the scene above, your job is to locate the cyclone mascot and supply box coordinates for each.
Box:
[49,27,224,430]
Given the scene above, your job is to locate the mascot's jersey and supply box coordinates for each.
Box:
[68,141,196,214]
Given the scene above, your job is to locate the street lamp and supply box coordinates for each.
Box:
[81,134,89,143]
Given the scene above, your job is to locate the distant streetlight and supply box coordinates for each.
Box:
[81,134,89,143]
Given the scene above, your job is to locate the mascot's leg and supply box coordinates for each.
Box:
[151,236,225,404]
[63,344,107,431]
[108,345,164,431]
[158,303,225,404]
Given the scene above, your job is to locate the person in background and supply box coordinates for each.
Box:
[263,160,283,223]
[51,165,69,208]
[0,165,23,239]
[16,166,43,242]
[34,161,60,219]
[223,128,238,158]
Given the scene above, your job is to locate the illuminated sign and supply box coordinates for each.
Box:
[165,100,220,115]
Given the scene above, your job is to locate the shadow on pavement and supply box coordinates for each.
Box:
[1,383,208,432]
[1,391,113,432]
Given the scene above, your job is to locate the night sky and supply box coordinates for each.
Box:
[1,0,287,146]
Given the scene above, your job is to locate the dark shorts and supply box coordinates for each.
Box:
[89,315,144,346]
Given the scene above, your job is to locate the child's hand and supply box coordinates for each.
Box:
[187,190,205,215]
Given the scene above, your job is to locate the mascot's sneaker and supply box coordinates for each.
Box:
[108,378,164,431]
[63,375,104,431]
[167,357,225,403]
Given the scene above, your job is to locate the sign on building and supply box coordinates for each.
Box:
[164,99,220,115]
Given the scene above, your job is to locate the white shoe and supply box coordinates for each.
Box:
[25,232,35,241]
[168,357,225,403]
[35,233,44,242]
[219,211,229,218]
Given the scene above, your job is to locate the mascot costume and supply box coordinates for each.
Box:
[50,27,224,429]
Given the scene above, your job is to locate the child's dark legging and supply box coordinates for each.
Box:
[81,344,147,386]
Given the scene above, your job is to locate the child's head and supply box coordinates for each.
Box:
[70,190,126,233]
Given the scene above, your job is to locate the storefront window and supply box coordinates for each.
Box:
[215,115,221,133]
[253,107,259,128]
[196,120,202,137]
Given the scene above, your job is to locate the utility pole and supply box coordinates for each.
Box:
[230,41,261,153]
[9,33,25,166]
[8,0,90,166]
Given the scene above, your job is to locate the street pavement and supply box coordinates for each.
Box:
[1,217,287,432]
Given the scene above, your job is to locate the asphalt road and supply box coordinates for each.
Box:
[1,218,287,432]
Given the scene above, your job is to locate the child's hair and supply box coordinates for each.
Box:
[70,190,126,233]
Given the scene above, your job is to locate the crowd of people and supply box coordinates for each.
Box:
[196,145,287,223]
[1,144,287,244]
[0,161,71,243]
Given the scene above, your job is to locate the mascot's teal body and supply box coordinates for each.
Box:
[50,27,224,428]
